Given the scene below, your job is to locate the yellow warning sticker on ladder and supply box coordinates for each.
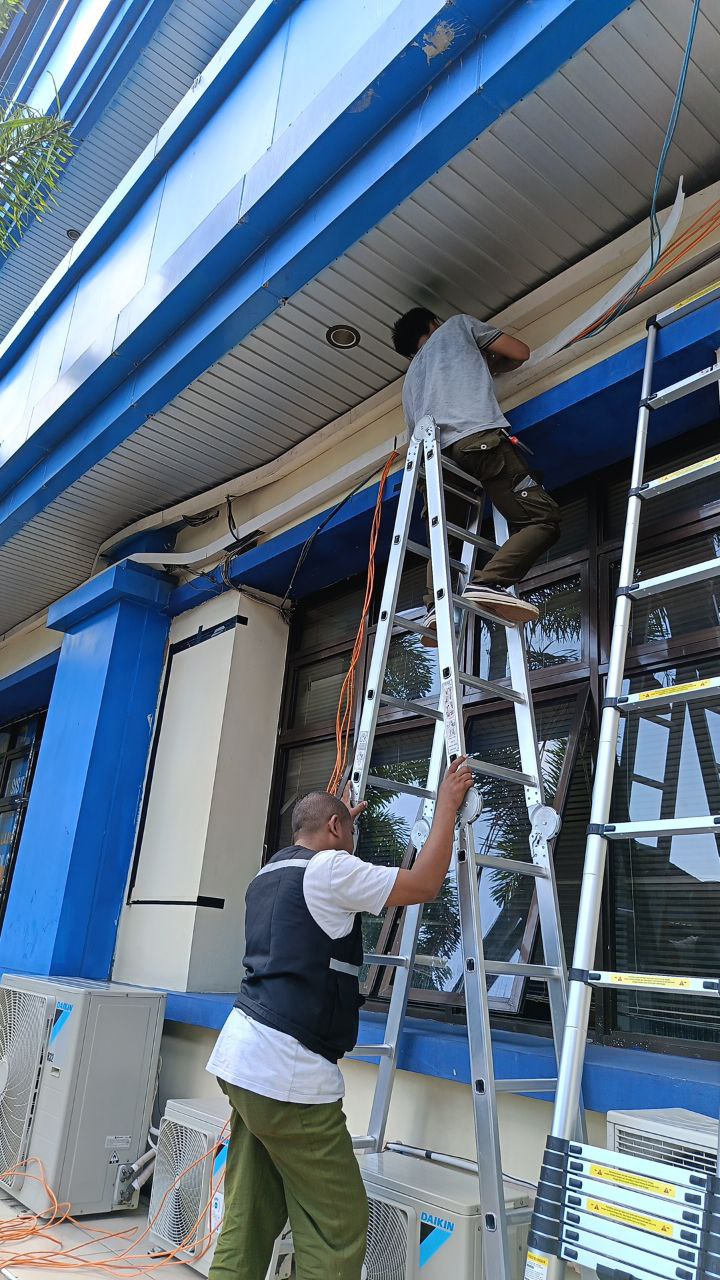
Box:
[605,972,692,989]
[524,1249,549,1279]
[587,1197,675,1237]
[654,457,720,488]
[636,679,712,702]
[669,279,720,313]
[589,1164,677,1199]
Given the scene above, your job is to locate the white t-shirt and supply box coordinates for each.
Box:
[206,850,398,1104]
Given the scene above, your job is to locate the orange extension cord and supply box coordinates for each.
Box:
[0,1124,230,1275]
[573,197,720,344]
[327,451,399,797]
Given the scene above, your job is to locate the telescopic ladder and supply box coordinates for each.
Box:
[525,284,720,1280]
[345,414,576,1280]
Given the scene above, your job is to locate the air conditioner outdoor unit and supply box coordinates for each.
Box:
[607,1107,719,1176]
[148,1096,231,1277]
[0,974,164,1216]
[359,1150,533,1280]
[148,1097,293,1278]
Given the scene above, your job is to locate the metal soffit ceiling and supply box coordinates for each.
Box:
[2,0,720,633]
[0,0,254,341]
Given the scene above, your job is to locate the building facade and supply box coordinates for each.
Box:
[0,0,719,1179]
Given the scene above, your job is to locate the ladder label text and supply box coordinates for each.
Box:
[524,1249,549,1279]
[636,678,712,701]
[589,1164,677,1199]
[586,1196,675,1237]
[440,678,460,755]
[606,972,691,989]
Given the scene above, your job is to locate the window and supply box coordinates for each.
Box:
[0,713,44,924]
[269,420,720,1055]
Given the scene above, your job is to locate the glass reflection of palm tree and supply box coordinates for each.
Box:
[385,634,436,701]
[524,580,582,670]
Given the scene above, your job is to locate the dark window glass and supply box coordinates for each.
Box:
[290,653,353,731]
[611,658,720,1043]
[610,529,720,648]
[472,574,584,682]
[606,444,720,542]
[0,713,44,923]
[293,581,366,653]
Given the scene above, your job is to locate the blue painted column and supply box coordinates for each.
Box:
[0,562,171,979]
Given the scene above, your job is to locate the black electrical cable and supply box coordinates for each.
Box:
[569,0,701,344]
[277,457,397,621]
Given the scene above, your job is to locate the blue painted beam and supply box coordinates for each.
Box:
[0,650,58,724]
[0,0,631,541]
[509,305,720,490]
[164,992,720,1119]
[0,562,171,979]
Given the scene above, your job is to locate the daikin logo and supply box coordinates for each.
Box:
[419,1211,454,1267]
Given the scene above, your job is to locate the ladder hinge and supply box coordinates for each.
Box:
[615,585,636,597]
[586,823,607,836]
[628,484,648,498]
[602,696,618,709]
[569,968,589,985]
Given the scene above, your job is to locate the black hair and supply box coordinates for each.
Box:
[291,791,349,838]
[391,307,439,359]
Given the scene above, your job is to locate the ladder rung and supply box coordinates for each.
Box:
[585,970,719,996]
[495,1078,557,1093]
[348,1043,393,1058]
[379,694,444,721]
[476,854,548,878]
[616,676,720,712]
[441,480,484,507]
[352,1136,376,1151]
[636,451,720,499]
[366,774,436,800]
[392,616,437,641]
[459,670,526,705]
[439,454,485,488]
[483,961,561,980]
[643,360,720,409]
[601,816,720,838]
[452,594,519,629]
[625,556,720,597]
[363,954,411,969]
[466,756,537,788]
[406,539,467,573]
[446,523,499,554]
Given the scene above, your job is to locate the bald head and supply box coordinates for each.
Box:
[290,791,357,853]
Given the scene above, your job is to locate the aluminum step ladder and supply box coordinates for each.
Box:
[524,284,720,1280]
[345,414,575,1280]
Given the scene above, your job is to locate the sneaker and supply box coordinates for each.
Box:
[420,609,437,647]
[462,585,539,625]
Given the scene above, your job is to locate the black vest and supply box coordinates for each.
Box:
[235,846,365,1063]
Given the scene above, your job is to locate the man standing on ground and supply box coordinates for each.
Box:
[207,757,474,1280]
[391,308,561,640]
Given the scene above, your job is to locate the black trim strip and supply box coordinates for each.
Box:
[130,896,225,909]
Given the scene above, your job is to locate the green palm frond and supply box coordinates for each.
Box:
[0,97,74,253]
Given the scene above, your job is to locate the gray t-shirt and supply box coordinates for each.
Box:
[401,313,510,447]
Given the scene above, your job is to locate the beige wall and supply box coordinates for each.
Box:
[0,613,61,684]
[159,1021,604,1185]
[113,590,288,992]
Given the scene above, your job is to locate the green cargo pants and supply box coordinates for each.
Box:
[424,429,561,605]
[208,1080,368,1280]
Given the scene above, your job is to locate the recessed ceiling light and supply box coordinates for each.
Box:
[326,324,361,350]
[66,228,80,241]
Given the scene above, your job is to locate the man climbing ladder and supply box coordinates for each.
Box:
[344,410,574,1280]
[392,307,562,634]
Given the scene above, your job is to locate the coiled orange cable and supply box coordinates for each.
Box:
[328,451,399,797]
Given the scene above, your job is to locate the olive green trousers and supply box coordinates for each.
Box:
[208,1081,368,1280]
